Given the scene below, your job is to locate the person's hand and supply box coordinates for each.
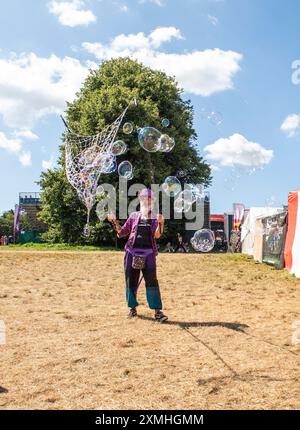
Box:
[157,214,165,224]
[107,213,117,223]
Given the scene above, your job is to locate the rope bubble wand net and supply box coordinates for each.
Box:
[62,99,137,235]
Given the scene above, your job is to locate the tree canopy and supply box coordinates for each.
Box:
[39,57,211,245]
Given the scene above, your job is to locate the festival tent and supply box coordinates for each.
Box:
[253,211,287,266]
[284,190,300,278]
[241,207,282,256]
[253,218,264,262]
[261,211,287,268]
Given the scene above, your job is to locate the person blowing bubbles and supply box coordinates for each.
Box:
[107,189,168,322]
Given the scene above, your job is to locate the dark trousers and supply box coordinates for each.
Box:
[124,251,163,310]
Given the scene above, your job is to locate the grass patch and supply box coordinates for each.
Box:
[5,243,120,252]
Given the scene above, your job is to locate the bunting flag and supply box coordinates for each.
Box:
[233,203,245,231]
[13,204,20,237]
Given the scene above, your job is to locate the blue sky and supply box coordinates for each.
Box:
[0,0,300,214]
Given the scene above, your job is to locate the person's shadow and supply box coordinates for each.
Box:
[137,316,249,333]
[0,386,8,394]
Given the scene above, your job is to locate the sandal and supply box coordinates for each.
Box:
[155,310,168,323]
[128,308,137,319]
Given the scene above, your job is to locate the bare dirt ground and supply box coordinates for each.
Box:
[0,250,299,410]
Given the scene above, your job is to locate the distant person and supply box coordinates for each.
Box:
[164,242,174,253]
[175,233,187,253]
[230,229,241,253]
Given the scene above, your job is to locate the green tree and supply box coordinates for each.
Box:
[0,210,15,237]
[39,57,211,245]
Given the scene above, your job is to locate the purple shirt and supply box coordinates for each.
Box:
[118,211,159,255]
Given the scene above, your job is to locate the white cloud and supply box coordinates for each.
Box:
[42,155,56,170]
[114,1,129,12]
[0,132,22,154]
[280,113,300,138]
[82,27,242,96]
[0,132,32,166]
[19,151,32,167]
[204,133,273,168]
[48,0,97,27]
[0,52,91,130]
[13,130,39,141]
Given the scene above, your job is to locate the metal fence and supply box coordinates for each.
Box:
[19,192,41,205]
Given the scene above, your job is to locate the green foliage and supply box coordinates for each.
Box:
[39,57,212,245]
[0,210,15,236]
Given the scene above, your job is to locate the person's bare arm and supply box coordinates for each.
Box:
[155,214,165,239]
[107,213,131,238]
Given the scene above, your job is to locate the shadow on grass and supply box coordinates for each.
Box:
[0,386,8,394]
[137,315,249,333]
[197,372,294,386]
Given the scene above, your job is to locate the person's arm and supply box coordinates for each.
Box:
[155,214,165,239]
[107,213,132,238]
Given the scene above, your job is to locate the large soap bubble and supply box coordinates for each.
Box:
[159,135,175,153]
[110,140,127,156]
[190,229,215,253]
[162,176,181,197]
[118,160,133,179]
[138,127,162,152]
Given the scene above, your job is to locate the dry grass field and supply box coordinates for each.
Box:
[0,250,299,410]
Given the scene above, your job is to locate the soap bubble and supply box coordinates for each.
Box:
[159,135,175,153]
[191,229,215,253]
[138,127,162,152]
[265,195,278,207]
[82,164,94,174]
[208,111,223,126]
[118,160,133,179]
[110,140,127,156]
[200,108,223,126]
[96,185,105,197]
[99,154,117,174]
[162,176,181,197]
[123,122,134,135]
[161,118,170,128]
[127,172,134,180]
[173,190,194,213]
[187,184,204,202]
[174,196,192,213]
[177,170,186,178]
[177,189,195,205]
[83,225,91,237]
